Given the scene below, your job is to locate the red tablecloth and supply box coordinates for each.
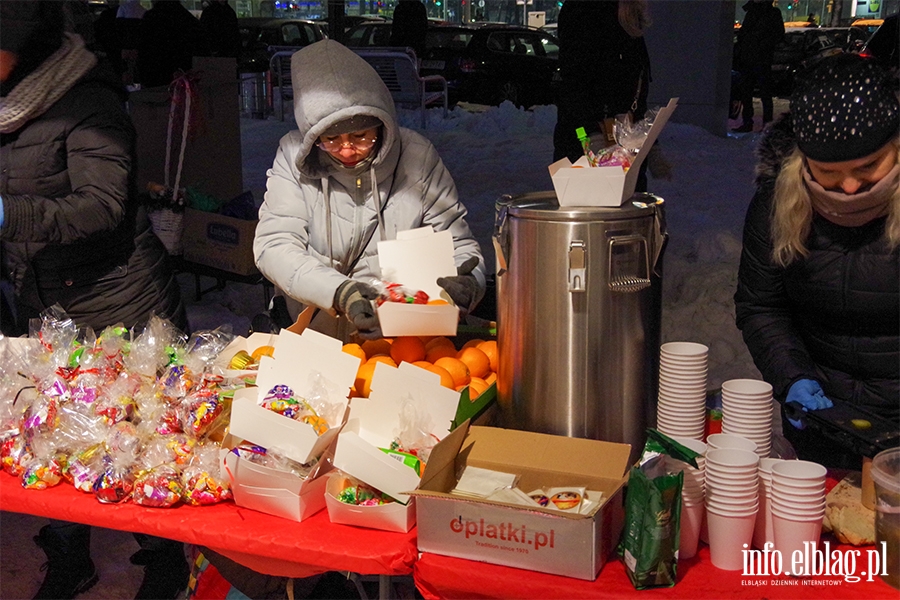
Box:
[414,545,898,599]
[0,473,416,579]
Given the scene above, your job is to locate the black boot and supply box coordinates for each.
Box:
[33,524,99,600]
[732,120,754,133]
[131,540,190,600]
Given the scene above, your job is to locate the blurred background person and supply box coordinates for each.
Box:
[0,1,189,597]
[138,0,210,88]
[552,0,652,192]
[732,0,784,133]
[389,0,429,60]
[201,0,241,59]
[734,54,899,468]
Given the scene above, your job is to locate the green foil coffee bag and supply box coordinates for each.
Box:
[618,429,688,589]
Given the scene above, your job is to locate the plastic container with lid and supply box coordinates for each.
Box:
[870,447,900,589]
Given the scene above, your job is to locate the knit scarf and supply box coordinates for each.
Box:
[0,34,97,134]
[803,163,899,228]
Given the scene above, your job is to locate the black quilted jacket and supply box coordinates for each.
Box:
[734,115,899,420]
[0,63,185,334]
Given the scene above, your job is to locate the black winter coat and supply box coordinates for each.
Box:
[734,115,899,420]
[0,64,186,334]
[552,0,650,163]
[734,1,784,68]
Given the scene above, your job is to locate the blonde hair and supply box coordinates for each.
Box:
[771,139,900,266]
[618,0,651,38]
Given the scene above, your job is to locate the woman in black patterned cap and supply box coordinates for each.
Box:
[734,54,899,467]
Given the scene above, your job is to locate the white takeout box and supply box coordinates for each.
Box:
[324,471,416,533]
[227,329,359,465]
[214,331,277,378]
[332,361,460,507]
[376,227,459,336]
[221,434,333,522]
[548,98,679,207]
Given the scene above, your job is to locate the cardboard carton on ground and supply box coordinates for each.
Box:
[410,424,632,581]
[221,433,332,522]
[376,227,459,336]
[332,361,460,507]
[182,208,259,277]
[324,471,416,533]
[548,98,679,207]
[228,329,359,465]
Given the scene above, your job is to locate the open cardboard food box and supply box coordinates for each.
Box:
[548,98,679,207]
[376,227,460,336]
[410,424,632,580]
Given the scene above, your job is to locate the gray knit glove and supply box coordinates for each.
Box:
[334,280,382,340]
[436,257,480,317]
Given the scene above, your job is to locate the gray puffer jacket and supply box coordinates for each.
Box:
[254,40,485,320]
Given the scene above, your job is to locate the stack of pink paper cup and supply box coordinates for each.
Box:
[657,342,709,440]
[705,448,760,570]
[720,379,774,458]
[770,460,827,563]
[753,458,785,550]
[667,437,707,560]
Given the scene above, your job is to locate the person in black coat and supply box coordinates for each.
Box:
[732,0,784,132]
[201,0,241,59]
[734,54,899,468]
[552,0,652,173]
[0,2,189,598]
[137,0,210,88]
[389,0,428,59]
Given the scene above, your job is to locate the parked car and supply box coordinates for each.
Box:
[344,19,394,47]
[851,18,884,35]
[452,25,560,107]
[238,18,327,72]
[817,26,869,52]
[769,28,842,97]
[860,14,899,75]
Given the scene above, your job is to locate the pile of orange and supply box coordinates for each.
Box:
[342,336,498,401]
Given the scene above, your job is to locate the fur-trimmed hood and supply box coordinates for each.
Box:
[754,112,797,187]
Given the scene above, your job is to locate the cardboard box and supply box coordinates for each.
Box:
[222,434,332,523]
[130,57,243,205]
[332,361,461,506]
[376,228,459,336]
[182,208,258,277]
[548,98,679,207]
[324,471,416,533]
[227,329,359,465]
[214,331,277,378]
[411,425,632,581]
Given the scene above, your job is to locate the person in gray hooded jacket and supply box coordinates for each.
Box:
[254,40,486,340]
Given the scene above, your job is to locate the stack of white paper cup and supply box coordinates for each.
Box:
[657,342,709,440]
[706,433,758,454]
[705,448,760,570]
[667,437,707,560]
[720,379,774,458]
[770,460,827,562]
[753,458,785,550]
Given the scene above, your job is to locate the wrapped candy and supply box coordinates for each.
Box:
[132,463,183,507]
[335,473,393,506]
[182,443,230,505]
[229,444,320,479]
[21,455,64,490]
[1,434,32,476]
[93,452,135,503]
[182,327,234,375]
[390,393,440,464]
[65,444,105,492]
[372,280,429,306]
[179,387,225,439]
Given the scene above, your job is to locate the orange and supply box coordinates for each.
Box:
[367,355,398,367]
[360,338,392,359]
[342,343,366,367]
[427,299,449,305]
[434,356,470,388]
[354,362,376,398]
[477,340,499,373]
[457,347,490,379]
[425,336,455,351]
[390,336,426,364]
[412,361,454,389]
[484,371,497,386]
[425,343,457,364]
[461,338,486,350]
[467,377,489,401]
[251,345,275,361]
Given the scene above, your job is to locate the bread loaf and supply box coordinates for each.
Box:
[823,472,875,546]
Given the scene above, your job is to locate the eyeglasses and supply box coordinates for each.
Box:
[317,130,379,152]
